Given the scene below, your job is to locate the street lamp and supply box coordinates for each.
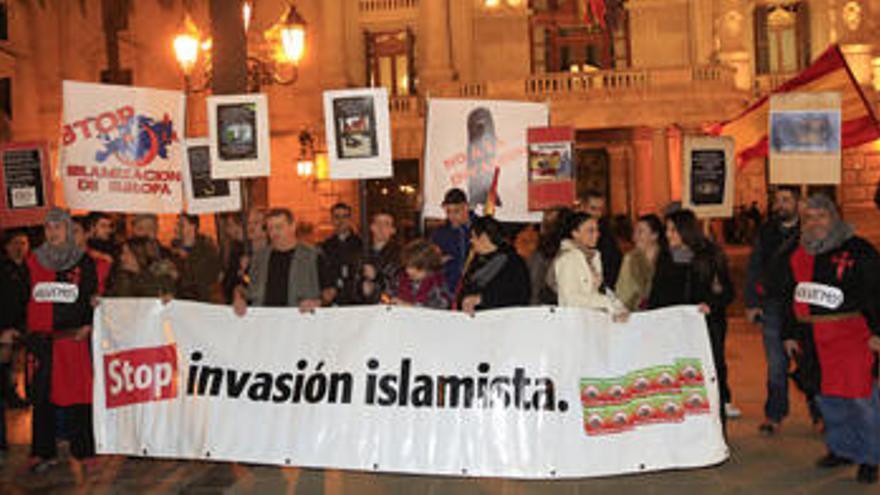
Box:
[172,1,306,92]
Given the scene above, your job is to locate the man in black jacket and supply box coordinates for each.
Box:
[319,202,363,306]
[744,186,807,435]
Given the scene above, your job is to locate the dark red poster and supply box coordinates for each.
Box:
[527,127,575,211]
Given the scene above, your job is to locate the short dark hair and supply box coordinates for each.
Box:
[266,208,295,224]
[470,216,506,247]
[2,228,28,247]
[85,211,112,230]
[401,239,442,271]
[331,202,352,214]
[773,185,801,199]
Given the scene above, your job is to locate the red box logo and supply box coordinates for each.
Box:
[104,344,179,409]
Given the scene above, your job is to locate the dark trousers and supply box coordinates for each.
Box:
[28,335,95,460]
[0,363,7,450]
[761,303,789,422]
[707,316,731,427]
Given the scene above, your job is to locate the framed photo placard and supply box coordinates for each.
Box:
[182,138,241,214]
[207,94,271,179]
[682,136,735,219]
[323,88,392,180]
[0,141,53,228]
[769,92,842,185]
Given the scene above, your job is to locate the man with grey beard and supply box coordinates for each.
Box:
[782,194,880,484]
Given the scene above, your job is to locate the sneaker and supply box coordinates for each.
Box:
[724,402,742,419]
[22,456,58,474]
[758,420,780,436]
[816,452,853,468]
[857,464,879,484]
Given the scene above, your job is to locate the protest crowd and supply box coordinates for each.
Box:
[1,185,879,484]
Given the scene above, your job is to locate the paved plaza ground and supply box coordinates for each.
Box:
[1,318,877,494]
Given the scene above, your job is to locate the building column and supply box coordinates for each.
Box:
[666,125,683,202]
[419,0,455,87]
[606,145,631,216]
[716,0,751,91]
[651,127,672,212]
[320,0,348,88]
[632,127,657,214]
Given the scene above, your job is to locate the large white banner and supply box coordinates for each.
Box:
[93,301,727,479]
[60,81,186,213]
[423,99,548,222]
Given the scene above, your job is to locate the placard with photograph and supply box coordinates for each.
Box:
[182,138,241,214]
[0,141,52,228]
[682,136,734,218]
[323,88,392,179]
[207,94,271,179]
[527,127,576,211]
[769,92,841,185]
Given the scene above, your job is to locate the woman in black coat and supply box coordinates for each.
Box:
[457,216,531,313]
[648,209,735,422]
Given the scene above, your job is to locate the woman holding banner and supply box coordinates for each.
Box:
[457,216,530,313]
[551,212,628,321]
[649,209,735,424]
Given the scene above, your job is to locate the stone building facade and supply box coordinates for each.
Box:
[1,0,878,238]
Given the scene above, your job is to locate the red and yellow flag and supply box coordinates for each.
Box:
[708,45,880,167]
[483,166,501,217]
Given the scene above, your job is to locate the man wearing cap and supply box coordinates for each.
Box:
[782,194,880,484]
[431,188,473,294]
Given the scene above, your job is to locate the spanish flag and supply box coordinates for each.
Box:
[483,166,501,217]
[708,45,880,166]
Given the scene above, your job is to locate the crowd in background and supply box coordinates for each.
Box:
[0,184,879,484]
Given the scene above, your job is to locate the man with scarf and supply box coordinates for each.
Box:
[782,194,880,484]
[24,208,99,473]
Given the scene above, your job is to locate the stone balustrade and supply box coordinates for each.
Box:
[358,0,419,14]
[431,64,737,100]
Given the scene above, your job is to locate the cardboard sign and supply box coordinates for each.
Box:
[527,127,576,211]
[0,141,52,227]
[323,88,392,180]
[682,136,735,218]
[207,94,271,179]
[182,138,241,214]
[769,92,842,185]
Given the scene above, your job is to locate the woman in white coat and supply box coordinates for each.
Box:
[551,212,628,321]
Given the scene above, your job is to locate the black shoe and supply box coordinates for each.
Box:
[758,421,780,436]
[857,465,879,484]
[816,452,853,468]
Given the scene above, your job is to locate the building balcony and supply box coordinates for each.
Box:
[358,0,419,21]
[426,64,748,129]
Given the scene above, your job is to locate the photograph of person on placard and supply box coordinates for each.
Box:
[690,149,726,206]
[3,147,46,209]
[187,144,230,199]
[217,103,258,161]
[770,111,841,153]
[333,96,378,159]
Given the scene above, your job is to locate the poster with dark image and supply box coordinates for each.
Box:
[187,145,230,199]
[690,150,726,205]
[770,111,841,153]
[3,147,45,209]
[217,103,258,161]
[333,96,378,159]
